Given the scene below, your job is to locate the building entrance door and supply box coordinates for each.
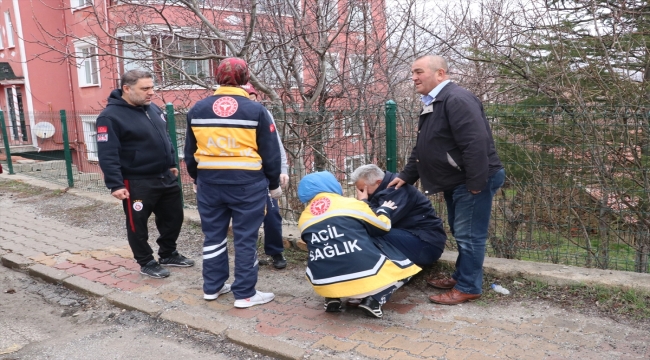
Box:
[6,86,27,143]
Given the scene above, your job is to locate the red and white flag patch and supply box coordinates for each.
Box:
[270,123,276,133]
[97,126,108,133]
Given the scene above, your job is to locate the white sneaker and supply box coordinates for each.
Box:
[204,284,232,301]
[233,290,275,308]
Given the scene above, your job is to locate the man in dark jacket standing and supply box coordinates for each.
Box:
[389,55,505,305]
[97,70,194,279]
[351,164,446,266]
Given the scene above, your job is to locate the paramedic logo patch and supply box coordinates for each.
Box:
[310,197,331,216]
[213,97,238,117]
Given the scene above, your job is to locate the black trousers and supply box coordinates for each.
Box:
[122,173,184,266]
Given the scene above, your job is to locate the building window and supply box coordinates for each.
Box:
[0,26,4,49]
[4,11,14,48]
[320,0,339,29]
[348,54,373,84]
[342,115,363,136]
[325,52,339,83]
[349,1,371,31]
[75,42,100,87]
[345,155,364,179]
[155,36,216,86]
[118,35,153,74]
[72,0,92,9]
[81,115,98,161]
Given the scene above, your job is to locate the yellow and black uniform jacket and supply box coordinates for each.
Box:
[184,87,281,189]
[298,193,421,298]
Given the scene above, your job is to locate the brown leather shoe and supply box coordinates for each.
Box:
[428,288,481,305]
[426,277,457,289]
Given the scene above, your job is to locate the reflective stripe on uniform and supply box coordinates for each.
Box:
[198,160,262,169]
[192,118,259,127]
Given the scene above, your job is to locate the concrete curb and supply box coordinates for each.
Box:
[1,253,32,270]
[226,329,305,360]
[62,275,114,297]
[160,310,228,335]
[106,292,162,317]
[28,264,71,284]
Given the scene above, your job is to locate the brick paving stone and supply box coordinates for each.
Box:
[359,322,388,332]
[256,312,288,326]
[381,336,431,355]
[110,247,135,258]
[424,332,461,347]
[159,292,180,302]
[114,280,141,291]
[180,296,203,307]
[121,262,140,271]
[384,326,424,339]
[383,302,417,314]
[474,319,520,332]
[26,253,49,262]
[390,351,425,360]
[205,301,232,311]
[66,265,93,275]
[78,258,102,267]
[498,344,541,360]
[80,269,108,281]
[454,316,481,324]
[421,343,447,358]
[485,333,532,349]
[96,275,121,286]
[262,302,295,314]
[89,250,114,259]
[256,322,288,337]
[53,261,77,270]
[225,307,263,319]
[103,256,132,266]
[416,319,456,332]
[283,329,322,344]
[453,326,494,340]
[91,261,119,272]
[293,306,327,319]
[313,322,361,338]
[66,255,91,264]
[517,324,560,342]
[445,348,477,360]
[349,329,396,347]
[456,339,501,356]
[140,278,167,288]
[312,335,358,352]
[354,343,397,360]
[284,315,325,330]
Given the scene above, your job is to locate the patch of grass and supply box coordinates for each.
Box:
[0,179,52,197]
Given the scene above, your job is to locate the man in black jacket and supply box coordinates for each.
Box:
[97,70,194,279]
[389,55,505,305]
[351,164,446,266]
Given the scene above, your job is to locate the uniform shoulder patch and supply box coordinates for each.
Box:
[97,126,108,133]
[270,123,276,132]
[97,133,108,142]
[212,96,239,117]
[310,197,331,215]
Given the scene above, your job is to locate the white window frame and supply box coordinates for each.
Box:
[117,34,153,75]
[81,115,98,161]
[345,155,364,179]
[4,11,14,48]
[325,52,340,83]
[342,116,364,136]
[348,54,373,84]
[0,26,4,49]
[74,38,101,87]
[71,0,92,10]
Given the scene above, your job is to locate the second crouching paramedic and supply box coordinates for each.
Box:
[184,58,282,308]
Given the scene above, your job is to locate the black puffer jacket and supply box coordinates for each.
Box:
[96,89,176,192]
[398,82,502,194]
[366,171,447,251]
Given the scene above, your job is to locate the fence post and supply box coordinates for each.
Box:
[0,110,15,174]
[166,103,184,207]
[59,110,75,188]
[385,100,397,173]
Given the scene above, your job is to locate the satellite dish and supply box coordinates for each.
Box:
[33,122,56,139]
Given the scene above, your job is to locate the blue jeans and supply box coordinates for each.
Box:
[376,228,443,266]
[443,169,505,294]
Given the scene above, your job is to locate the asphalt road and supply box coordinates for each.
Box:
[0,265,274,360]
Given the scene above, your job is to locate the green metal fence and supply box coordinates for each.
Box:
[1,103,648,273]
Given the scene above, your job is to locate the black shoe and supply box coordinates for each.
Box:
[140,260,170,279]
[271,253,287,269]
[159,251,195,267]
[359,297,382,318]
[324,298,342,312]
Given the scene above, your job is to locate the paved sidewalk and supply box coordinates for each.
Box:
[1,174,649,359]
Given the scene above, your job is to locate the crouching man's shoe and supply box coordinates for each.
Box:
[429,288,481,305]
[358,297,382,318]
[324,298,342,312]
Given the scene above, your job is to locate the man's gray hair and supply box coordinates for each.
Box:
[121,70,153,88]
[350,164,385,184]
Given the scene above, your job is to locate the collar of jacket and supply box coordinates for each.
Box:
[213,86,249,98]
[429,81,458,103]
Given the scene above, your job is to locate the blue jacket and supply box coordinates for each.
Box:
[399,82,503,193]
[97,89,176,192]
[366,171,447,252]
[184,87,281,189]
